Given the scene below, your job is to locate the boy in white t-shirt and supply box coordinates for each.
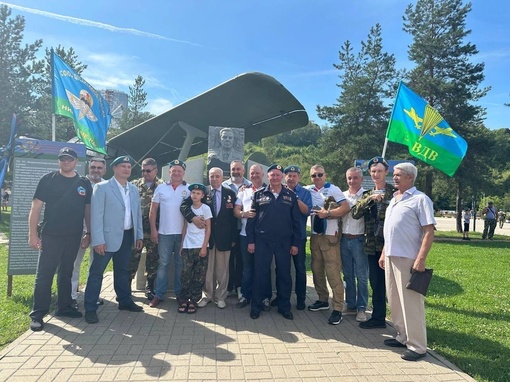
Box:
[178,184,212,314]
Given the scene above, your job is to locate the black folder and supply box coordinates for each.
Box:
[406,268,433,296]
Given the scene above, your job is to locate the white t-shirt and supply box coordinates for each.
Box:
[235,185,260,236]
[182,204,213,249]
[342,187,366,235]
[306,183,346,236]
[152,182,190,235]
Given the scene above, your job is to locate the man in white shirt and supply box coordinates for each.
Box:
[380,162,435,361]
[340,167,368,323]
[148,160,190,308]
[306,165,350,325]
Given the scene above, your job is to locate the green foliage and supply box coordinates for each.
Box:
[0,5,43,146]
[110,75,154,137]
[315,23,403,183]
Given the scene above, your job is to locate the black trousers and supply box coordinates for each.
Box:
[227,230,243,291]
[30,232,82,320]
[368,251,386,322]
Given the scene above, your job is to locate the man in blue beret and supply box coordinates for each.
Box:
[281,165,312,310]
[352,156,395,329]
[247,164,301,320]
[84,155,144,324]
[148,159,189,308]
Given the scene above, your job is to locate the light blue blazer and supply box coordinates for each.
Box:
[91,177,143,252]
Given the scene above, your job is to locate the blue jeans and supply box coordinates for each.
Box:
[84,229,134,312]
[340,236,369,311]
[155,234,182,299]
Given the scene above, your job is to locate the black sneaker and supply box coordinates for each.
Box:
[55,306,83,318]
[262,298,271,312]
[30,319,44,331]
[308,300,329,312]
[328,310,342,325]
[71,299,79,310]
[236,297,249,308]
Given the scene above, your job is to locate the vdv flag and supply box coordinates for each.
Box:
[386,82,468,177]
[52,52,111,154]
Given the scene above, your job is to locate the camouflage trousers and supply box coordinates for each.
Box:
[179,248,209,303]
[128,237,159,281]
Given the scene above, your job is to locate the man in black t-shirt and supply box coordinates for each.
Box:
[27,147,92,332]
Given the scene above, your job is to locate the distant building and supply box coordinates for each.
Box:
[100,89,128,129]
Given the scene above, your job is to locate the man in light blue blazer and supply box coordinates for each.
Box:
[84,155,144,324]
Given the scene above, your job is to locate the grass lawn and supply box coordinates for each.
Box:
[0,220,509,381]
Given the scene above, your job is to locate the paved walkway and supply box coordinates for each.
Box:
[0,273,475,382]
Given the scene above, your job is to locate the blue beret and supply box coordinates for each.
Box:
[168,159,186,170]
[188,183,206,193]
[284,165,300,174]
[267,164,283,173]
[111,155,134,167]
[367,156,389,169]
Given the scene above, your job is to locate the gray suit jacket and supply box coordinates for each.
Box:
[91,177,143,252]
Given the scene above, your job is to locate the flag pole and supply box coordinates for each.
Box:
[51,49,56,141]
[381,81,403,158]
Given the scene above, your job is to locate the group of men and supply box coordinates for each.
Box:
[28,150,435,362]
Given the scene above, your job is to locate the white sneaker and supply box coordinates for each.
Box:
[197,298,210,308]
[237,287,243,300]
[216,299,226,309]
[356,310,367,322]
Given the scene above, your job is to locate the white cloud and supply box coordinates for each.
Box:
[1,2,200,46]
[148,98,175,115]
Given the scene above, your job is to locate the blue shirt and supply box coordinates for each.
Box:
[293,184,312,240]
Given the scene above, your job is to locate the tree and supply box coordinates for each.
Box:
[402,0,490,231]
[0,5,43,145]
[316,24,403,184]
[112,75,153,137]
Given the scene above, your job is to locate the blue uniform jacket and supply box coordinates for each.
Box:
[246,185,301,248]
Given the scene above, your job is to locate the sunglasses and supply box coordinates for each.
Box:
[142,169,155,173]
[311,173,324,178]
[90,166,104,170]
[59,156,75,162]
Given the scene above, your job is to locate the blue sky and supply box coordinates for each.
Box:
[2,0,509,130]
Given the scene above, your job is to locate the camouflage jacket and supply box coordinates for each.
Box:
[351,183,396,255]
[132,177,164,237]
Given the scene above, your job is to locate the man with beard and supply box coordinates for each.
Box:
[71,157,106,309]
[222,160,251,301]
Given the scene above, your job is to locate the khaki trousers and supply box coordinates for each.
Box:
[385,256,427,354]
[203,245,231,302]
[310,234,344,311]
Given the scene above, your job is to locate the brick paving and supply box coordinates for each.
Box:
[0,272,475,382]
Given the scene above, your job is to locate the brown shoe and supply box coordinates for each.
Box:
[149,296,162,308]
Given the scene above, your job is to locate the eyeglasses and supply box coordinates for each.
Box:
[142,169,155,173]
[59,156,75,162]
[311,173,324,178]
[90,166,104,170]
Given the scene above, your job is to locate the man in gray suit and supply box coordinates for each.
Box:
[84,155,144,324]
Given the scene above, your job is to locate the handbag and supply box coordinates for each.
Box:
[406,268,433,296]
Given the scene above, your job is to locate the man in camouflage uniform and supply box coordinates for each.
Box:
[352,157,396,329]
[128,158,164,300]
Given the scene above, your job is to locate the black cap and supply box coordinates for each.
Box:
[58,147,78,159]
